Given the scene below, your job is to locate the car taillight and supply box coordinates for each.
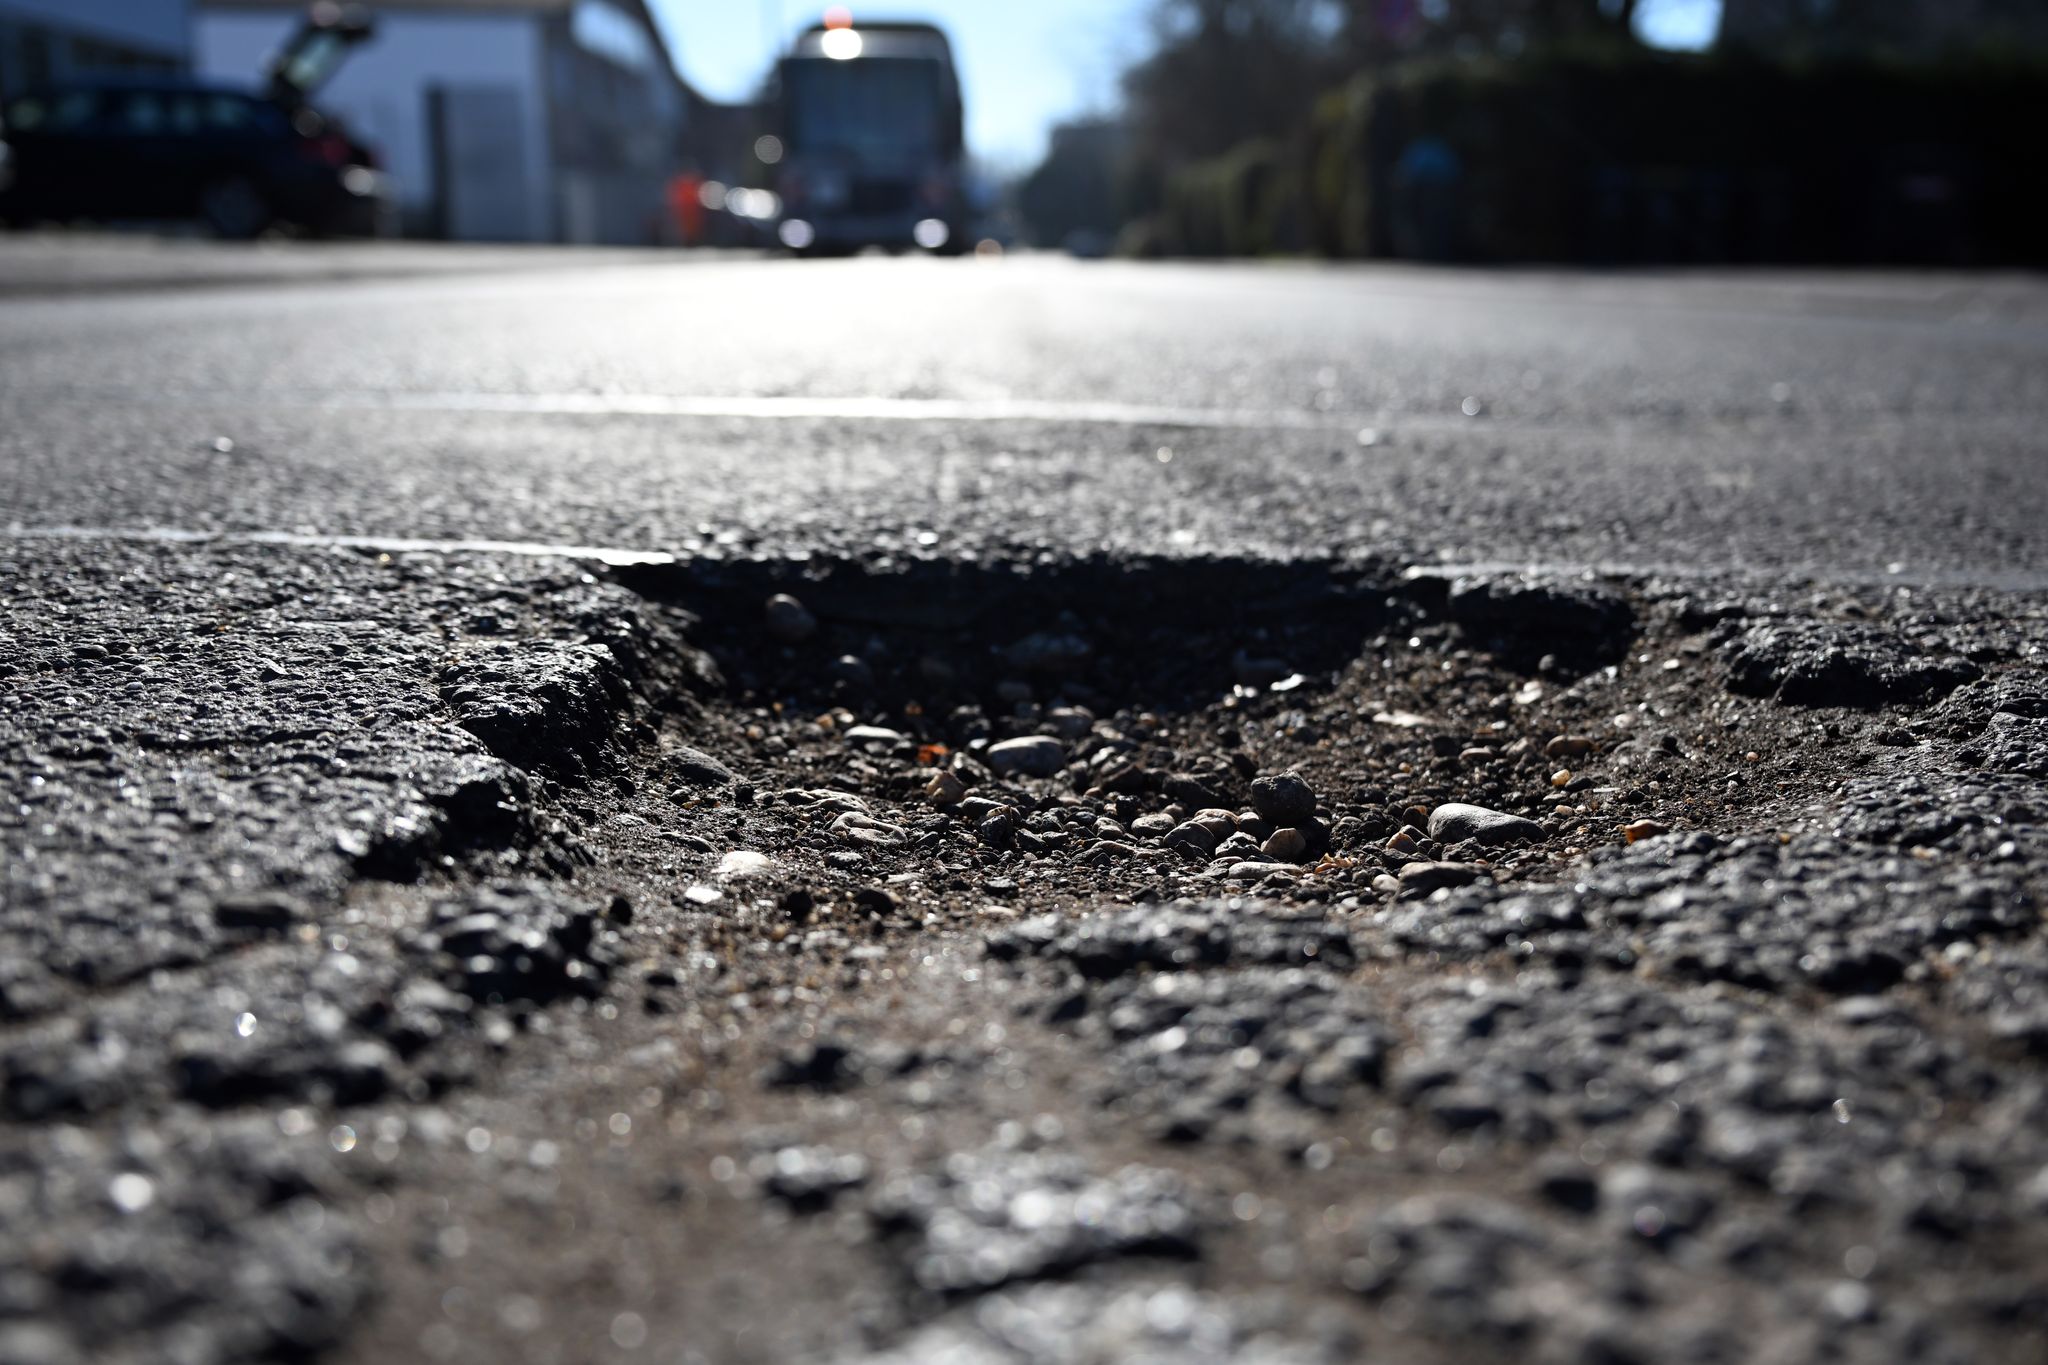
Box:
[298,133,350,166]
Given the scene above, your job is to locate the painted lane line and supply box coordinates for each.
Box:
[3,524,677,568]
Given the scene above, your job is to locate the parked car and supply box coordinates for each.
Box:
[0,5,385,239]
[0,79,388,238]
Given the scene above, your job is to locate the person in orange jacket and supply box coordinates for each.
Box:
[668,170,706,246]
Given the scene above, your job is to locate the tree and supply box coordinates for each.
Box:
[1120,0,1341,168]
[1119,0,1645,173]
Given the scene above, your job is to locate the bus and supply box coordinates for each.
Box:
[770,16,967,255]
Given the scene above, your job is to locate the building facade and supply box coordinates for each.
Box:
[193,0,688,243]
[0,1,191,99]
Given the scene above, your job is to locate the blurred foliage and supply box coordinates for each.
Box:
[1157,140,1300,257]
[1017,121,1134,250]
[1121,0,1644,171]
[1015,0,2048,261]
[1143,46,2048,263]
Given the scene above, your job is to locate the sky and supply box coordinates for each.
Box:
[648,1,1723,174]
[648,1,1149,173]
[1636,0,1723,51]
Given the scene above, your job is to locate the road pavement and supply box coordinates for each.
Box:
[6,251,2048,580]
[3,244,2047,1364]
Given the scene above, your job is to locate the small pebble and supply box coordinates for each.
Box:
[714,850,774,879]
[842,725,907,745]
[1261,827,1310,863]
[851,887,900,915]
[831,812,907,848]
[986,736,1065,778]
[1428,803,1546,847]
[1250,771,1318,827]
[976,810,1018,850]
[764,593,818,643]
[1164,822,1219,857]
[827,655,874,690]
[1227,861,1299,881]
[1398,861,1484,894]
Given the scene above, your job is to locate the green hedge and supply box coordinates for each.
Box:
[1140,50,2048,264]
[1154,140,1305,258]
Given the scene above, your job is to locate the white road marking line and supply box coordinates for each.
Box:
[2,523,676,567]
[18,388,1437,433]
[350,392,1364,430]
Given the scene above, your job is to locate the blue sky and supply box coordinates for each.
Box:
[648,1,1722,173]
[1637,0,1722,51]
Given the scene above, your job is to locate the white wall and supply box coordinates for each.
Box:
[194,9,553,241]
[0,0,190,59]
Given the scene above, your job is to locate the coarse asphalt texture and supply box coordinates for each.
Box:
[2,241,2047,1365]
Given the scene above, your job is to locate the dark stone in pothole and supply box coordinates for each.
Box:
[1427,804,1545,847]
[1251,771,1318,827]
[1445,575,1634,659]
[765,1040,863,1091]
[1534,1162,1602,1214]
[1723,620,1981,707]
[669,745,735,789]
[1399,861,1485,895]
[764,593,818,643]
[212,895,306,934]
[1165,771,1234,812]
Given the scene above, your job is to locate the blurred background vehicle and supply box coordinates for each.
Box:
[0,4,387,237]
[768,13,968,256]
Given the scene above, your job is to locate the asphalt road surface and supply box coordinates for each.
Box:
[3,244,2047,1365]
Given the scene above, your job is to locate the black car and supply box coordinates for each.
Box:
[0,79,388,239]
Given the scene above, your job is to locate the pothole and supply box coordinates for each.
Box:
[580,552,1916,931]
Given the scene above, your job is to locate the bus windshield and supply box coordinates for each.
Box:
[784,58,944,162]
